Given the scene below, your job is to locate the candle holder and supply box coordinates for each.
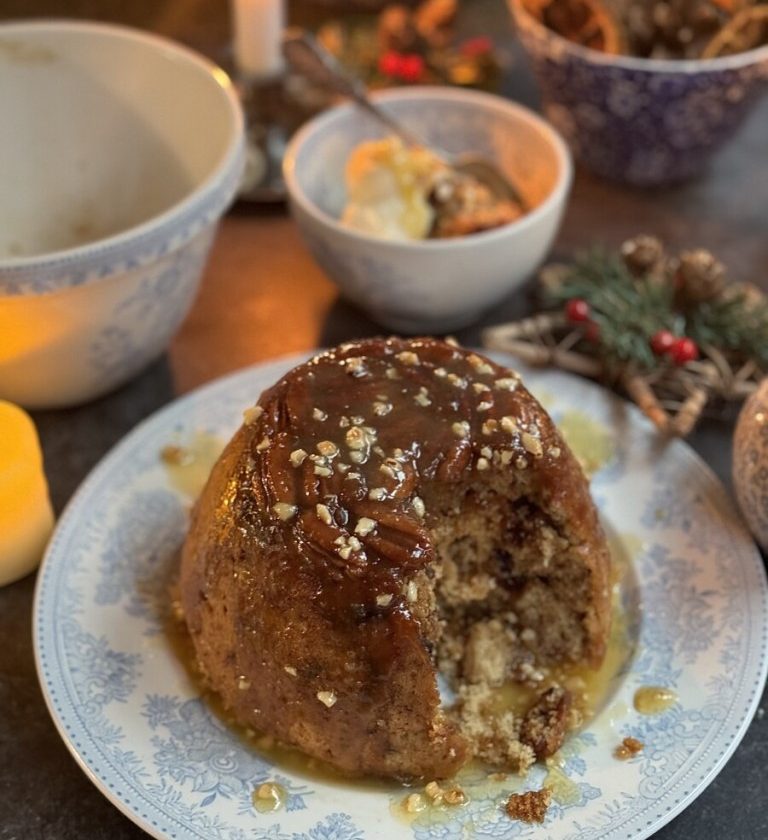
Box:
[235,74,291,203]
[235,69,329,203]
[230,0,331,203]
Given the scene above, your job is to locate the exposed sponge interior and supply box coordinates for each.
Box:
[415,478,596,773]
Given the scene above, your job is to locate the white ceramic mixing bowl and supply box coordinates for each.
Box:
[0,21,244,408]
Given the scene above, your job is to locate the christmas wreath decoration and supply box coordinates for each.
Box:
[483,235,768,436]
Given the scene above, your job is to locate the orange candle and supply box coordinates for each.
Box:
[0,401,54,585]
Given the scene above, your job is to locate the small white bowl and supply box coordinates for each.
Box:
[284,86,571,333]
[0,21,244,409]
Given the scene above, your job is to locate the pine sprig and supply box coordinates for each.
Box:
[688,293,768,367]
[546,249,768,373]
[548,250,675,371]
[486,239,766,438]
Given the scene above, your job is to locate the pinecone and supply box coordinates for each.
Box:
[378,0,457,52]
[674,249,727,304]
[619,0,731,58]
[532,0,623,52]
[621,234,666,277]
[538,262,572,296]
[413,0,457,48]
[378,5,421,52]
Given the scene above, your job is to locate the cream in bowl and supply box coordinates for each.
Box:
[341,137,524,241]
[0,21,244,408]
[284,87,572,334]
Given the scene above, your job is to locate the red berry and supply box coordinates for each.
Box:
[397,53,425,83]
[461,36,493,57]
[565,298,590,323]
[669,337,700,366]
[378,51,402,78]
[585,321,601,343]
[650,329,675,355]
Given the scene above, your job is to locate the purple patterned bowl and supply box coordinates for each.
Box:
[507,0,768,186]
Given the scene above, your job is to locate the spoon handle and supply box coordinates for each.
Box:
[281,29,424,148]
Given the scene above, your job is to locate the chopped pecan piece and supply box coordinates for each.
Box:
[519,686,572,759]
[614,736,644,760]
[505,788,551,824]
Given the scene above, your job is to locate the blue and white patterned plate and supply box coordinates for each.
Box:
[34,353,768,840]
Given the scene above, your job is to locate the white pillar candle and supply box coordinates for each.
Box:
[231,0,285,79]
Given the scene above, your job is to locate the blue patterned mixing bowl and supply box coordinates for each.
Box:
[508,0,768,186]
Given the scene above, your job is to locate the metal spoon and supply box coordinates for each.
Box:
[281,29,526,209]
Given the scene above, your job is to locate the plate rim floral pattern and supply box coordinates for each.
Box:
[33,352,768,840]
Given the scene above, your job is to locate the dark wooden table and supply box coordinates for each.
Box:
[1,1,767,838]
